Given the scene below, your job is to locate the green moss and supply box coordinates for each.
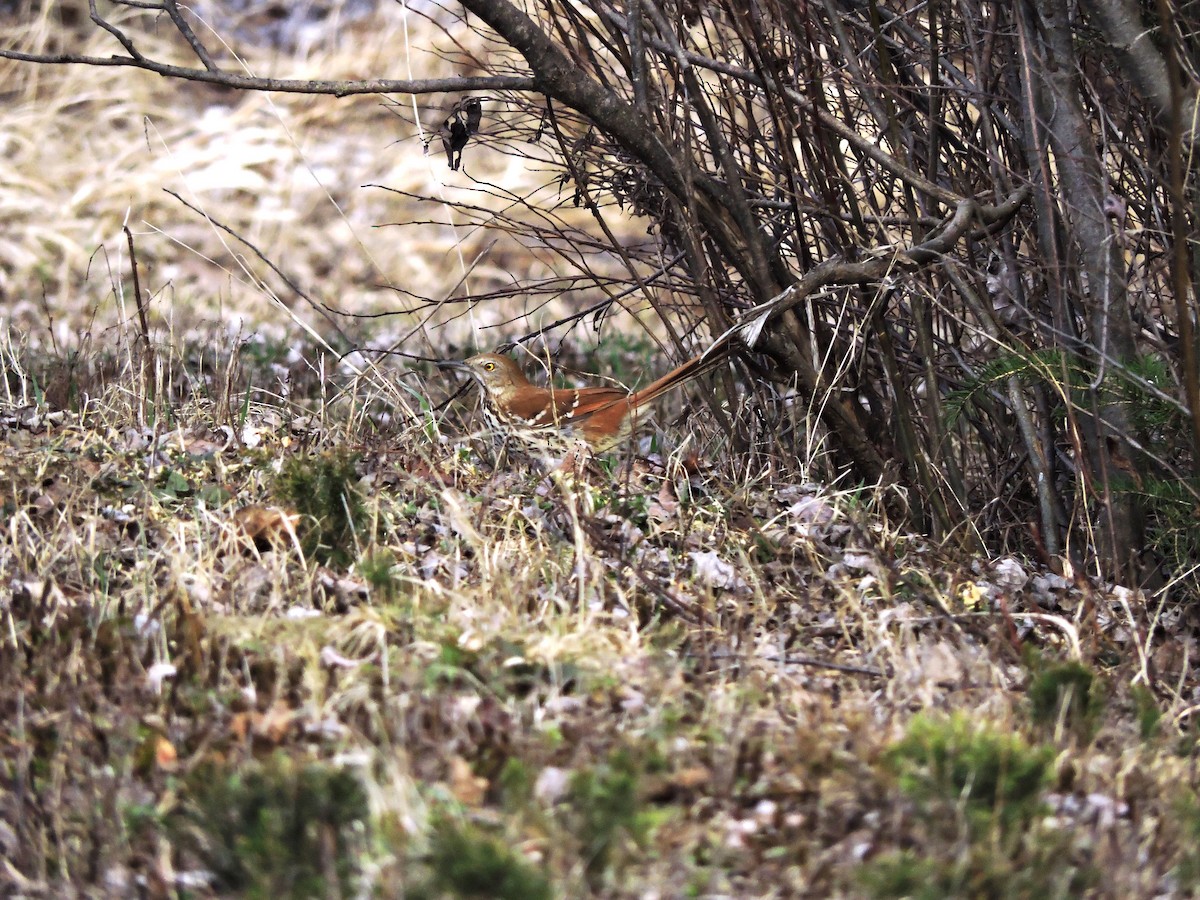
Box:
[358,548,401,601]
[1027,658,1105,741]
[1132,685,1163,741]
[274,448,367,567]
[168,753,369,898]
[863,714,1093,899]
[861,845,1094,900]
[885,713,1053,831]
[566,749,655,885]
[421,817,552,900]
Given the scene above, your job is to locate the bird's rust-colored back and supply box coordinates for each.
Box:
[441,350,721,452]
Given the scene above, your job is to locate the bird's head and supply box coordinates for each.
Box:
[439,353,528,399]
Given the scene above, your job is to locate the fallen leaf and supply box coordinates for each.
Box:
[449,756,488,806]
[672,766,712,790]
[647,480,680,522]
[233,505,300,553]
[690,551,748,592]
[146,663,177,693]
[257,701,296,745]
[155,736,178,771]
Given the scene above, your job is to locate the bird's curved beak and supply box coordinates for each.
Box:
[436,359,470,374]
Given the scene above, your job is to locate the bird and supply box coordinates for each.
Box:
[438,350,725,454]
[433,97,484,170]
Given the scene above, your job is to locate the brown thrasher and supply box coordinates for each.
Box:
[439,350,722,453]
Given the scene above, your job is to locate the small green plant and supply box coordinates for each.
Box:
[886,713,1053,829]
[358,548,401,601]
[862,714,1089,899]
[945,348,1086,428]
[274,448,367,566]
[1027,658,1104,741]
[1173,792,1200,889]
[858,851,946,900]
[566,749,654,884]
[861,844,1094,900]
[420,817,553,900]
[1140,475,1200,598]
[1131,685,1162,741]
[168,753,369,898]
[497,757,534,810]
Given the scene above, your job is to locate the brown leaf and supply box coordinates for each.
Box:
[229,712,253,742]
[256,701,296,745]
[449,756,488,806]
[155,736,178,771]
[647,479,680,522]
[232,505,300,553]
[672,765,713,790]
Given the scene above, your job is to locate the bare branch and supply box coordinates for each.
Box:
[89,0,145,61]
[1085,0,1200,142]
[163,0,218,72]
[726,190,1030,347]
[0,46,533,96]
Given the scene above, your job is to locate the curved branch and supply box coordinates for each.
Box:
[89,0,144,60]
[0,48,533,96]
[726,188,1031,346]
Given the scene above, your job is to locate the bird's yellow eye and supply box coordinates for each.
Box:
[483,362,495,371]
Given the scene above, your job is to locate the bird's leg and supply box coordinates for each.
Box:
[537,439,597,491]
[496,436,510,472]
[541,441,601,516]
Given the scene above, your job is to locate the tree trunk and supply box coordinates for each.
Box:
[1018,0,1145,580]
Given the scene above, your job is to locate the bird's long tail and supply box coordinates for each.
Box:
[627,339,734,411]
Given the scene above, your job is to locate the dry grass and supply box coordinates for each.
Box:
[2,2,1200,897]
[0,0,635,351]
[3,312,1196,898]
